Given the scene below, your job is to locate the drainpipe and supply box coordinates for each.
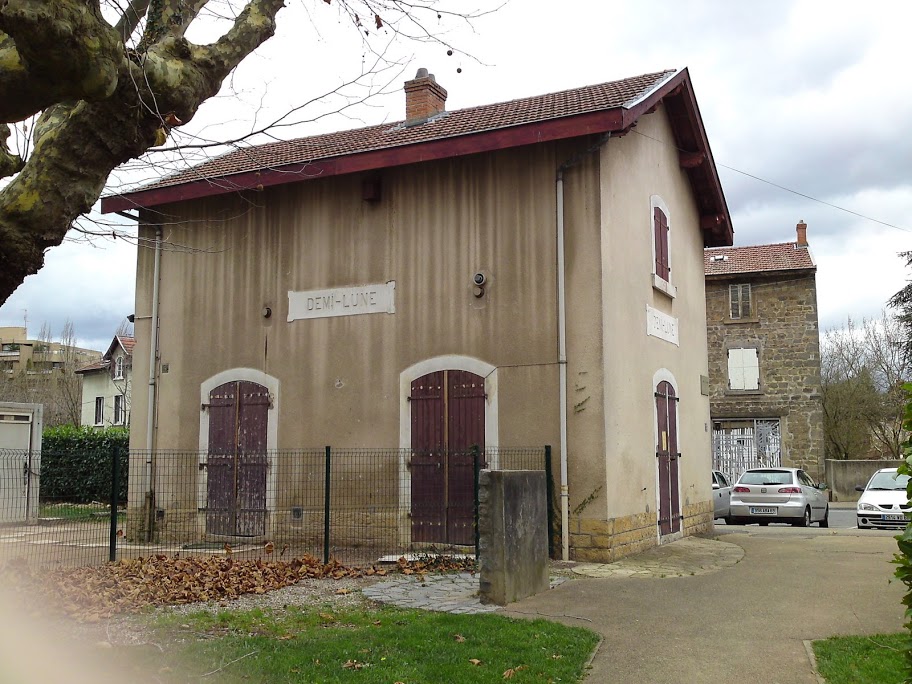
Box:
[555,133,612,562]
[556,169,571,562]
[145,226,162,538]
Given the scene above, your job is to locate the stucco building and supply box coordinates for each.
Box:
[704,222,824,481]
[103,68,734,561]
[75,334,135,428]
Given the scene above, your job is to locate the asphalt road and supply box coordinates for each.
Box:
[717,506,859,529]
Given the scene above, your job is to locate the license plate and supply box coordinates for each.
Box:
[750,507,776,515]
[884,514,907,521]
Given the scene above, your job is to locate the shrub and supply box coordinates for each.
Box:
[40,425,129,504]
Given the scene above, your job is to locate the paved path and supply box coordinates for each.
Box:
[364,527,904,683]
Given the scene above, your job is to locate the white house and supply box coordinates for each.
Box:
[76,335,135,428]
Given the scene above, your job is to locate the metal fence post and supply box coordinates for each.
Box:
[108,447,121,563]
[544,445,555,560]
[324,446,331,564]
[473,445,481,558]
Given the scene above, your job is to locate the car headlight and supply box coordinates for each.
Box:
[859,503,879,512]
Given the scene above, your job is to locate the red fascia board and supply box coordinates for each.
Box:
[101,108,626,214]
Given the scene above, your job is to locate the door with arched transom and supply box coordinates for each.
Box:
[410,370,486,545]
[206,380,269,536]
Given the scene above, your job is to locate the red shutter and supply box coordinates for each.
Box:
[654,207,669,281]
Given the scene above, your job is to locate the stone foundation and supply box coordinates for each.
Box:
[570,499,714,562]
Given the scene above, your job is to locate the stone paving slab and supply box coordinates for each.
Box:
[571,536,743,578]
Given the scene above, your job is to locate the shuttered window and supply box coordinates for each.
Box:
[727,348,759,390]
[729,284,751,319]
[654,207,670,281]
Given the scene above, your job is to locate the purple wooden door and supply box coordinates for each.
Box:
[410,370,486,545]
[206,380,269,536]
[655,381,680,536]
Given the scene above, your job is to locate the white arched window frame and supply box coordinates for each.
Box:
[114,355,124,380]
[650,195,677,298]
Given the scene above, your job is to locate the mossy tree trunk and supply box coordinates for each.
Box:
[0,0,285,304]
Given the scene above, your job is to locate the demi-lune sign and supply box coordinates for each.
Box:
[646,304,679,346]
[288,281,396,321]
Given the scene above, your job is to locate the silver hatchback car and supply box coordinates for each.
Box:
[729,468,829,527]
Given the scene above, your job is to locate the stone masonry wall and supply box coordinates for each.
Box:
[705,272,824,479]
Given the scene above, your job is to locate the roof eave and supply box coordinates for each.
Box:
[705,266,818,280]
[102,69,733,248]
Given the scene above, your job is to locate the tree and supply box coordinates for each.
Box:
[821,312,911,460]
[0,0,484,305]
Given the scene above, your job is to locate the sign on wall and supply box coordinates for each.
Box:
[646,304,679,346]
[288,281,396,321]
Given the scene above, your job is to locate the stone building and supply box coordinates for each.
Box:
[704,222,824,480]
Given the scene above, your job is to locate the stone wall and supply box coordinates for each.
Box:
[706,272,824,480]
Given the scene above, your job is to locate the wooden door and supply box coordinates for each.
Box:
[206,380,269,536]
[656,381,681,536]
[410,370,486,545]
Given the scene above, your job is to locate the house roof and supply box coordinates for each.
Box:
[101,68,733,246]
[76,335,135,374]
[704,242,816,278]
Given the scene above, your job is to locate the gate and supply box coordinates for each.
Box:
[712,418,781,482]
[410,370,486,545]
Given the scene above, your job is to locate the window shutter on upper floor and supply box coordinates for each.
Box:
[654,207,669,281]
[727,347,759,390]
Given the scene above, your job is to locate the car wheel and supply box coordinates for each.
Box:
[819,506,829,528]
[724,516,735,525]
[795,507,811,528]
[758,521,769,526]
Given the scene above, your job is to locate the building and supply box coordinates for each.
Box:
[75,334,135,428]
[704,222,824,480]
[0,326,99,374]
[103,67,733,561]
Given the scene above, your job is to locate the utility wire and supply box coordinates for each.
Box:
[630,129,911,234]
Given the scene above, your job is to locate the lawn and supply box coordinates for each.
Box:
[98,605,600,683]
[813,633,908,684]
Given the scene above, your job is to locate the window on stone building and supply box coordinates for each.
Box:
[727,347,759,390]
[729,283,752,319]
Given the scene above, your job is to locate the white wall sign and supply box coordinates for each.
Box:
[646,304,679,346]
[288,281,396,321]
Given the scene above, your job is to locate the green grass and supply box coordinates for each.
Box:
[813,633,908,684]
[99,605,600,683]
[39,503,124,521]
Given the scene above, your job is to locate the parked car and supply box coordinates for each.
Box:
[728,468,828,527]
[712,470,732,522]
[855,468,910,530]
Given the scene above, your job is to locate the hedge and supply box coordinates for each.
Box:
[40,425,129,504]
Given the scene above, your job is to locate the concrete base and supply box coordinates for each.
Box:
[477,470,549,606]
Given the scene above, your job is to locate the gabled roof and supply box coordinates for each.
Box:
[704,242,816,278]
[102,68,732,246]
[75,335,135,375]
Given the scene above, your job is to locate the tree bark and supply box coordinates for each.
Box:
[0,0,285,304]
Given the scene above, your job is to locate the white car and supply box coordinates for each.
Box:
[712,470,732,522]
[729,467,829,527]
[855,468,911,530]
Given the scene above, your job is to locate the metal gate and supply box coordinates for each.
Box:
[409,370,486,545]
[206,380,269,536]
[712,418,781,483]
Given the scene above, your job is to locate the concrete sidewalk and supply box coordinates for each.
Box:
[502,528,904,683]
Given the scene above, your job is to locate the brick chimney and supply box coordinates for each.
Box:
[796,220,808,247]
[404,68,447,124]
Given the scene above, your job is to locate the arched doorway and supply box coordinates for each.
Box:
[655,379,681,536]
[205,380,270,536]
[410,369,486,545]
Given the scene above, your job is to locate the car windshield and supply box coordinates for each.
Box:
[866,471,910,491]
[738,470,794,486]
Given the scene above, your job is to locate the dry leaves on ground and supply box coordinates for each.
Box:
[0,552,476,622]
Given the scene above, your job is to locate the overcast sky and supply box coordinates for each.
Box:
[1,0,910,351]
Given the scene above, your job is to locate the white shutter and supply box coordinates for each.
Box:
[743,348,759,390]
[727,349,744,389]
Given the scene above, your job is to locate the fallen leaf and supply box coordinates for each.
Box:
[454,634,466,642]
[342,660,363,670]
[469,659,482,666]
[335,588,351,595]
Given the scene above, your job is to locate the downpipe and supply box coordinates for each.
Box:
[145,225,162,540]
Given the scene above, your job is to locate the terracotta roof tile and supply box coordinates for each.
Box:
[75,359,109,374]
[704,242,816,277]
[118,336,136,356]
[136,70,676,193]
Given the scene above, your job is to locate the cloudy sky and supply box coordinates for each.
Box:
[1,0,910,351]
